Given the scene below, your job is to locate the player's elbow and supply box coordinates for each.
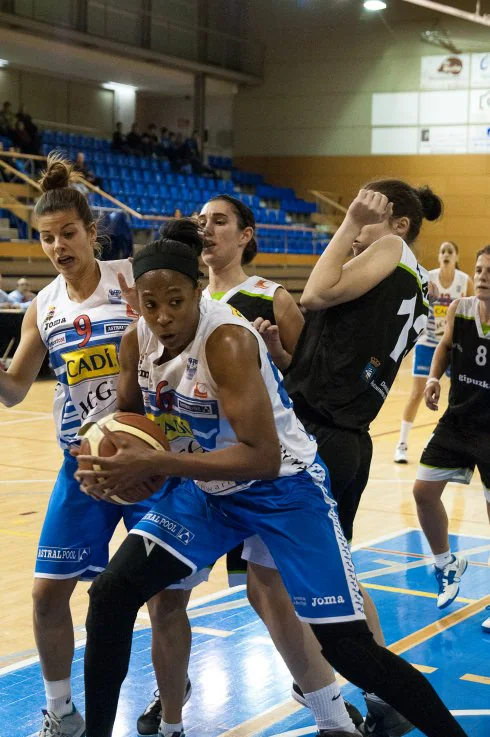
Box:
[300,291,329,311]
[258,444,281,479]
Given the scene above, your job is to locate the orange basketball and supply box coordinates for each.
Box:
[78,411,169,505]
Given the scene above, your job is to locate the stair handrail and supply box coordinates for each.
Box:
[309,190,347,214]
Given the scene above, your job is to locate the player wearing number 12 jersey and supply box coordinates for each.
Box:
[0,156,166,737]
[413,246,490,624]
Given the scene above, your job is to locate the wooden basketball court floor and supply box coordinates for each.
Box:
[0,360,489,736]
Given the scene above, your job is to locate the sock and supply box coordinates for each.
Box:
[398,420,413,446]
[434,550,454,570]
[43,677,72,718]
[159,720,183,736]
[304,683,357,733]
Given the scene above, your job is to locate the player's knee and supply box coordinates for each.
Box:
[32,579,72,622]
[413,480,437,506]
[147,589,189,631]
[86,569,143,639]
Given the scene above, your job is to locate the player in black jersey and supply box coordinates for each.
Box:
[245,181,449,737]
[413,246,490,629]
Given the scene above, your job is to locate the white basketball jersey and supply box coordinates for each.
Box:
[137,298,317,496]
[418,268,469,346]
[36,259,135,448]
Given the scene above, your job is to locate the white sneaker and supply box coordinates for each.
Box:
[38,705,86,736]
[434,556,468,609]
[482,607,490,633]
[394,443,408,463]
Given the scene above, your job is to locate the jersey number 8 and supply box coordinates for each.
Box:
[475,345,487,367]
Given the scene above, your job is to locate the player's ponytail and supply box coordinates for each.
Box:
[364,178,443,244]
[34,152,100,254]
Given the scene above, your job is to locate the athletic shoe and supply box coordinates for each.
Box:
[137,676,192,737]
[291,682,364,729]
[393,443,408,464]
[361,696,413,737]
[317,730,362,736]
[482,606,490,633]
[158,731,185,737]
[38,705,86,737]
[434,556,468,609]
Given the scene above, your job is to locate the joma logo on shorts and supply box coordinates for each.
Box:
[312,595,346,607]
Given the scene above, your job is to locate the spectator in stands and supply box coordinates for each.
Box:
[7,277,35,308]
[99,210,133,260]
[0,274,9,305]
[148,123,159,148]
[16,105,40,154]
[111,121,129,153]
[182,129,217,178]
[0,101,15,138]
[126,122,142,154]
[13,120,33,155]
[74,152,102,189]
[140,131,153,157]
[166,131,181,171]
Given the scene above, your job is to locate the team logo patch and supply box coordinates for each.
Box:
[185,357,198,379]
[61,344,119,386]
[140,512,195,545]
[37,546,90,562]
[361,356,381,383]
[193,382,208,399]
[108,288,122,303]
[48,333,67,349]
[126,304,139,318]
[104,323,129,334]
[44,305,56,323]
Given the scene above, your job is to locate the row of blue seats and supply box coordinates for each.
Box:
[282,199,317,214]
[256,184,295,200]
[42,131,110,150]
[260,240,328,255]
[256,229,325,243]
[107,183,234,202]
[232,170,264,186]
[208,155,233,170]
[102,172,232,189]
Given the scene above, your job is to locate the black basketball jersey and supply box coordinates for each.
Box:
[203,275,281,324]
[285,241,429,432]
[443,297,490,430]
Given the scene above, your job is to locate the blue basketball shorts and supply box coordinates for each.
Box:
[413,343,450,378]
[35,452,166,581]
[131,460,366,624]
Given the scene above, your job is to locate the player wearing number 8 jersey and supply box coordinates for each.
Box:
[413,246,490,623]
[0,155,167,737]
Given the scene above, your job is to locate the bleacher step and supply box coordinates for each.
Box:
[0,218,10,228]
[0,228,19,239]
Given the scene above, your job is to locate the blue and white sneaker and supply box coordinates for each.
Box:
[435,556,468,609]
[482,606,490,633]
[38,705,86,736]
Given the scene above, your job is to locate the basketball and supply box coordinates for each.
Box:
[78,411,170,505]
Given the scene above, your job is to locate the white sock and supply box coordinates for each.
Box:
[304,683,357,733]
[159,720,183,736]
[434,550,454,570]
[43,677,72,718]
[398,420,413,446]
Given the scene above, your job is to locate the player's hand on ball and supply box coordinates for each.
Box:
[75,426,163,501]
[424,378,440,411]
[347,189,393,229]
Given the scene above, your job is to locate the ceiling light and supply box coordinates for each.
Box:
[102,81,137,92]
[0,59,9,68]
[364,0,387,10]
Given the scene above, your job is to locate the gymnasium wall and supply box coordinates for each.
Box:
[234,2,490,273]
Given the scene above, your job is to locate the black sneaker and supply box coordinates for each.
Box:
[360,696,413,737]
[291,682,364,729]
[137,676,192,737]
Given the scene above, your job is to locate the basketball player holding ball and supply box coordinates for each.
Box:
[0,155,171,737]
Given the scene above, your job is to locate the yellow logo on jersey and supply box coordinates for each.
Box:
[434,304,448,318]
[147,412,194,441]
[62,344,119,386]
[226,304,246,320]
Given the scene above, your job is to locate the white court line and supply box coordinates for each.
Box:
[0,416,53,426]
[0,408,51,417]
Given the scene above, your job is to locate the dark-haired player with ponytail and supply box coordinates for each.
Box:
[413,245,490,623]
[242,182,446,736]
[0,154,170,737]
[77,216,467,737]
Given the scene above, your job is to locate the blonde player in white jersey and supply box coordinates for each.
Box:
[0,155,169,737]
[394,241,473,463]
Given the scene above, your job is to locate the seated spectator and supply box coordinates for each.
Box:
[13,120,33,154]
[148,123,159,148]
[126,122,142,154]
[165,131,180,170]
[140,131,153,157]
[7,277,36,308]
[181,130,217,178]
[99,210,133,260]
[111,121,129,153]
[0,101,15,137]
[16,106,40,154]
[0,273,9,305]
[74,152,102,188]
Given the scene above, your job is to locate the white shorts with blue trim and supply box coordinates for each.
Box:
[413,343,451,378]
[130,461,366,624]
